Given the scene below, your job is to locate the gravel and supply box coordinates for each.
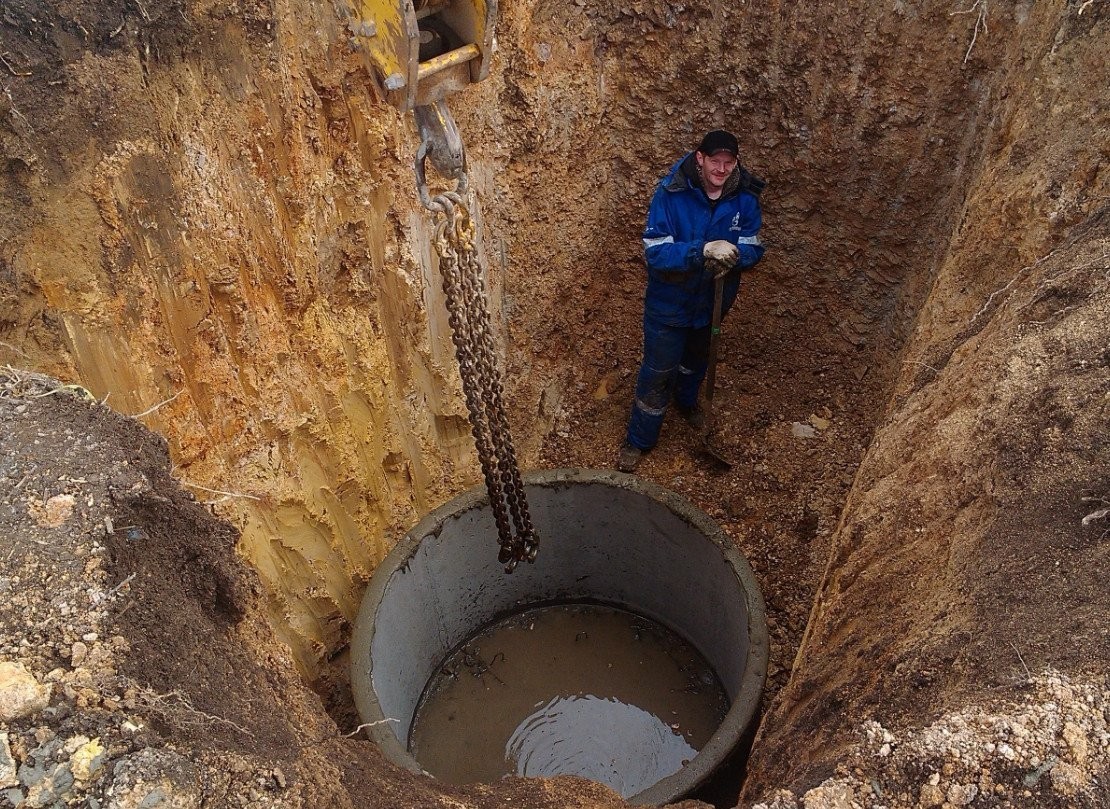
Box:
[752,669,1109,808]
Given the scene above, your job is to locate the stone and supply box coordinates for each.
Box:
[40,494,76,528]
[791,422,817,439]
[24,762,74,808]
[0,662,51,722]
[1062,721,1088,766]
[106,749,201,809]
[70,642,88,667]
[809,414,831,430]
[752,790,800,809]
[918,782,944,807]
[802,780,855,809]
[1050,761,1088,796]
[945,783,978,805]
[63,736,90,755]
[70,738,107,781]
[0,732,16,789]
[594,370,623,400]
[18,760,46,790]
[47,764,74,797]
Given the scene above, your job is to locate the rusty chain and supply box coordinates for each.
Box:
[420,186,539,572]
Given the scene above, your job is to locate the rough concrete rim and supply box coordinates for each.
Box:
[350,468,769,806]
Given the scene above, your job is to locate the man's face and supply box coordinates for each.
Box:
[695,150,738,193]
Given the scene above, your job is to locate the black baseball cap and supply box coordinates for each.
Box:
[697,130,739,157]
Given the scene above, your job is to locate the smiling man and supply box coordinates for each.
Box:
[618,130,766,473]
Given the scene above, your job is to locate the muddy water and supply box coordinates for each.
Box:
[408,603,729,797]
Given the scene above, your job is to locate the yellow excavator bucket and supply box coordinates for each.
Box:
[347,0,496,112]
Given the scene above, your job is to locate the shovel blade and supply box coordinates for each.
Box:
[697,395,732,470]
[699,435,733,470]
[697,402,732,469]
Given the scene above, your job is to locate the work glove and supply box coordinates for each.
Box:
[703,240,739,267]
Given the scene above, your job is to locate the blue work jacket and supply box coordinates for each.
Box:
[641,153,765,327]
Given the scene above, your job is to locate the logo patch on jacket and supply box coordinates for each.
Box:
[730,213,742,232]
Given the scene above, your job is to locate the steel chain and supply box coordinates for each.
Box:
[426,192,539,572]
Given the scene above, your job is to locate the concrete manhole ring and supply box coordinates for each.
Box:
[350,468,769,805]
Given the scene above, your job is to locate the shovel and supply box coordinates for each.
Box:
[699,272,733,470]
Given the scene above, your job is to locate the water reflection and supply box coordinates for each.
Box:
[507,693,697,797]
[408,604,728,795]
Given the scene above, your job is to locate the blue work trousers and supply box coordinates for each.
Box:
[625,316,711,450]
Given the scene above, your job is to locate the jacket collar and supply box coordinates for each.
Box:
[663,152,766,199]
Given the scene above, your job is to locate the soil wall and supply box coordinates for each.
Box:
[1,0,492,672]
[742,2,1109,802]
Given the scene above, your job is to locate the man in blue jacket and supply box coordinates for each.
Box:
[618,129,765,472]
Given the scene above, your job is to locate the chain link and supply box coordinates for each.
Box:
[426,192,539,572]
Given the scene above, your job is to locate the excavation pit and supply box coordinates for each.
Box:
[350,469,768,805]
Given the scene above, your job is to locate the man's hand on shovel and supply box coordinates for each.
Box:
[704,240,739,268]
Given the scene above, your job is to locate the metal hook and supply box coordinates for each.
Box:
[413,99,468,210]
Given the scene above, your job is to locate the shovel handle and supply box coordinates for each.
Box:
[705,275,725,402]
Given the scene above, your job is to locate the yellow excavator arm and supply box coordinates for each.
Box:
[347,0,496,113]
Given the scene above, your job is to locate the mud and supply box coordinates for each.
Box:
[409,604,729,798]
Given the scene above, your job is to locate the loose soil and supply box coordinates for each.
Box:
[0,372,631,808]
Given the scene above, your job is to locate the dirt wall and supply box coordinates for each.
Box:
[0,0,494,673]
[742,1,1109,802]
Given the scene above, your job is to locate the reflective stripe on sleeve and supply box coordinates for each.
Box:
[736,235,762,246]
[643,235,676,249]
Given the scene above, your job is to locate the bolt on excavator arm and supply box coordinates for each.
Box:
[346,0,496,113]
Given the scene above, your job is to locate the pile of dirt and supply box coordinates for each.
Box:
[752,667,1108,808]
[0,371,632,808]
